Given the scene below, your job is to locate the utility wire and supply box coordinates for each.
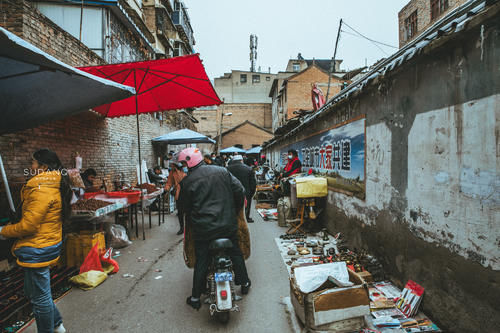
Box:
[342,21,399,49]
[340,30,389,56]
[341,30,396,48]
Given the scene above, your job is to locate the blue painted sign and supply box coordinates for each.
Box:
[281,118,365,198]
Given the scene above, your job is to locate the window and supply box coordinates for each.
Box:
[266,76,271,81]
[292,63,300,72]
[201,117,207,120]
[35,3,104,58]
[240,74,247,83]
[173,41,182,57]
[431,0,449,21]
[404,10,418,40]
[252,75,260,83]
[174,0,181,11]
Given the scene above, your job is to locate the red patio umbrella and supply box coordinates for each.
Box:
[79,54,221,117]
[78,54,221,239]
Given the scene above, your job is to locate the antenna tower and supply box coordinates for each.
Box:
[250,34,258,72]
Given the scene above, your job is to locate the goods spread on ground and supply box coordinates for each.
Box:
[257,208,278,221]
[275,232,441,332]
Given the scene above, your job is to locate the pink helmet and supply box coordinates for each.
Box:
[178,147,203,168]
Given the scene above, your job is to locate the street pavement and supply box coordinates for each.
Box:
[24,208,295,333]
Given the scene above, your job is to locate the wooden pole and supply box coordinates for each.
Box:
[79,0,84,41]
[326,19,342,101]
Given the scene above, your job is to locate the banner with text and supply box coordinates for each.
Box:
[281,118,365,199]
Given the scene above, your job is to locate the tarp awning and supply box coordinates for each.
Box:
[78,54,222,117]
[0,27,135,134]
[152,129,215,144]
[220,146,246,154]
[246,146,262,154]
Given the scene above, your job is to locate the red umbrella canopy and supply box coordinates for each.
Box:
[78,54,221,117]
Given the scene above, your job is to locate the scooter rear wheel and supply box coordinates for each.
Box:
[215,311,230,324]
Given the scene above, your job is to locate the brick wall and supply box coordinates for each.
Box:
[285,65,340,120]
[221,122,273,150]
[398,0,468,47]
[193,108,218,137]
[0,112,177,189]
[193,103,272,138]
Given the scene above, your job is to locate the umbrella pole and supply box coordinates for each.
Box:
[134,70,146,241]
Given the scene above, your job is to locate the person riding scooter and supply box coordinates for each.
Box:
[178,147,251,310]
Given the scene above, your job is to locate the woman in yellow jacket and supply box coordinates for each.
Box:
[0,149,72,333]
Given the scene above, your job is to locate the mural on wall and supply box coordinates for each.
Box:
[281,117,365,199]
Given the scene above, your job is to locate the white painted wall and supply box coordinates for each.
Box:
[406,95,499,270]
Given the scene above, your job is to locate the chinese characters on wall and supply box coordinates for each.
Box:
[279,118,366,198]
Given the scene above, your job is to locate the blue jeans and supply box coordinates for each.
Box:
[24,267,63,333]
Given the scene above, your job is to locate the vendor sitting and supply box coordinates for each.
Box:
[282,149,302,178]
[81,168,98,192]
[148,166,164,185]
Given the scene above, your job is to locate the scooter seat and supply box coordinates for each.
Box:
[209,238,233,250]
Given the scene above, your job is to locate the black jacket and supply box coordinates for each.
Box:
[227,162,256,199]
[283,159,302,177]
[180,163,245,241]
[147,169,164,184]
[214,157,224,167]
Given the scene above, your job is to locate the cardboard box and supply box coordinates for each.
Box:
[290,268,370,331]
[350,269,374,283]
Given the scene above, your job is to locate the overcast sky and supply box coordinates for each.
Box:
[187,0,409,80]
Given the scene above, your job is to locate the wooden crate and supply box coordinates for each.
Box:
[290,268,370,331]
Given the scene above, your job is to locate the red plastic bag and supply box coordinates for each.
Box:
[100,247,120,274]
[79,243,103,274]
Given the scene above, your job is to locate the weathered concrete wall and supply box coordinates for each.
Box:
[265,4,500,332]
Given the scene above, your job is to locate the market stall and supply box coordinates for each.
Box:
[70,183,166,239]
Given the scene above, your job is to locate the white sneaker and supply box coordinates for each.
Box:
[54,323,66,333]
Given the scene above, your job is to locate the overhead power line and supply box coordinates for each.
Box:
[342,21,399,49]
[340,30,389,56]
